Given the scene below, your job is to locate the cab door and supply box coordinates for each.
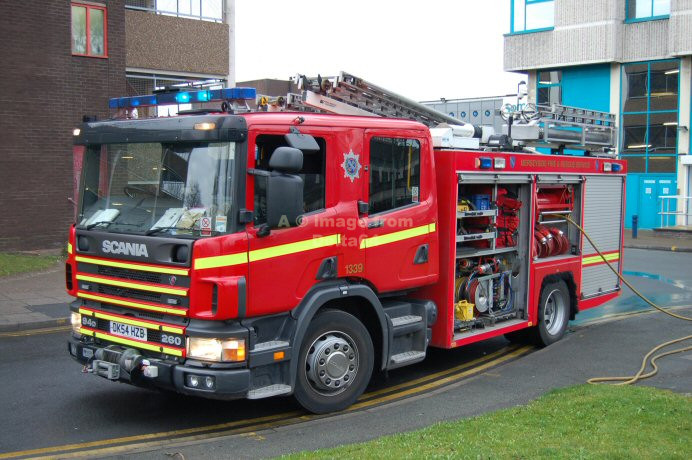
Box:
[245,128,359,317]
[361,131,438,293]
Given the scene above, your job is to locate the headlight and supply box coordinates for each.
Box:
[186,337,246,362]
[71,312,82,335]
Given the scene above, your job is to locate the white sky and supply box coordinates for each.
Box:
[235,0,527,102]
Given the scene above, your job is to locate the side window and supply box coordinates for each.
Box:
[369,137,421,214]
[253,134,326,225]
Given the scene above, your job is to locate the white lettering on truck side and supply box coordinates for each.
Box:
[102,240,149,257]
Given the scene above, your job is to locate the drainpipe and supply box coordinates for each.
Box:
[224,0,236,87]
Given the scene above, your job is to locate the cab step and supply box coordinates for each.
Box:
[253,340,289,352]
[382,298,436,370]
[247,384,291,399]
[390,351,426,365]
[390,315,422,327]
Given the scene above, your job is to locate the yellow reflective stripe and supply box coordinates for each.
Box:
[75,255,189,276]
[79,328,183,356]
[67,243,73,255]
[360,223,436,249]
[193,234,342,269]
[194,252,248,270]
[76,274,187,296]
[582,252,620,266]
[77,292,187,316]
[249,234,341,262]
[79,308,184,334]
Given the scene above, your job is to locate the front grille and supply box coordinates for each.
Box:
[137,310,165,321]
[98,285,164,304]
[97,265,163,284]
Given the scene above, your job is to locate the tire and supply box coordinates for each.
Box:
[532,280,570,347]
[294,309,374,414]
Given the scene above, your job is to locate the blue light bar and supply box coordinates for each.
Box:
[108,87,257,110]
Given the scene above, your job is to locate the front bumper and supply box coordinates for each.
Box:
[68,338,251,400]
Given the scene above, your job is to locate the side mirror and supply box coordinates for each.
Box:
[266,147,304,229]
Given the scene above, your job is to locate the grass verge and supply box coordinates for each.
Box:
[284,384,691,459]
[0,253,63,277]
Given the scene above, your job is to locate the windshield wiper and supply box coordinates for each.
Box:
[85,221,141,230]
[145,226,192,236]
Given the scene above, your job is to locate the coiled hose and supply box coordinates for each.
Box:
[552,213,692,385]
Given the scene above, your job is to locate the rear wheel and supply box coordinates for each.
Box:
[532,280,570,347]
[294,309,374,414]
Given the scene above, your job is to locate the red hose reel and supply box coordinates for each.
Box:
[533,224,570,258]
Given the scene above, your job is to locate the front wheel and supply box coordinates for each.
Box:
[294,309,374,414]
[533,280,570,347]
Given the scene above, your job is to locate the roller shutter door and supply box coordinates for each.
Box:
[581,175,624,298]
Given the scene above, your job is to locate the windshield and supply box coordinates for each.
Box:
[77,142,236,237]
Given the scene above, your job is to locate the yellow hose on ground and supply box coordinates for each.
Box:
[550,214,692,385]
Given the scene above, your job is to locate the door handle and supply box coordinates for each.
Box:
[367,220,384,229]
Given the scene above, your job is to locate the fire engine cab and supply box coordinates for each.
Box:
[66,72,626,413]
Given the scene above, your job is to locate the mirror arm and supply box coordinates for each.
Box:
[256,224,270,238]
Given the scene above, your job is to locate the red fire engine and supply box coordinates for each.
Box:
[66,72,626,413]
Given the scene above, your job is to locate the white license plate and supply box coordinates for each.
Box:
[110,321,147,342]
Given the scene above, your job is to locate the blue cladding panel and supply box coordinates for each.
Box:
[561,64,611,112]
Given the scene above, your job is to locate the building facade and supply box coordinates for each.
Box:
[0,0,233,250]
[504,0,692,228]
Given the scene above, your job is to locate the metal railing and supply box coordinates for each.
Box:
[125,0,224,23]
[658,195,692,228]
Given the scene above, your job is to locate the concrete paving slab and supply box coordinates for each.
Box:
[26,303,70,319]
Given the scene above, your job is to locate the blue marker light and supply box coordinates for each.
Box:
[611,163,622,172]
[175,92,191,103]
[479,157,492,169]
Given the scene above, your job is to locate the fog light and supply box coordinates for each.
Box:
[71,312,81,335]
[187,375,200,388]
[204,376,215,389]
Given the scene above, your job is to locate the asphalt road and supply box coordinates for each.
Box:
[0,249,690,458]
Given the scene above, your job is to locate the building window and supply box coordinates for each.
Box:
[125,0,224,23]
[71,3,107,57]
[369,138,421,215]
[511,0,554,33]
[626,0,670,21]
[621,60,679,173]
[537,70,562,105]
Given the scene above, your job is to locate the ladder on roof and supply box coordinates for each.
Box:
[503,103,617,153]
[262,71,464,128]
[257,71,617,155]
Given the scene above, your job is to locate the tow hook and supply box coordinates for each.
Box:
[140,359,159,378]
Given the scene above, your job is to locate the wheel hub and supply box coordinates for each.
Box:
[544,289,566,336]
[306,332,358,394]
